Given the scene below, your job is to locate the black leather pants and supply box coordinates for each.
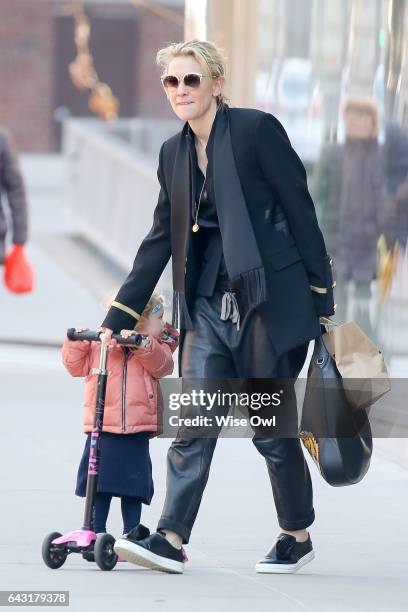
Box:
[157,288,315,544]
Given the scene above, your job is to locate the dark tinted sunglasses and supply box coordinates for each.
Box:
[160,72,213,90]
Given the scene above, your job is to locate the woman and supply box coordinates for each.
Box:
[102,39,335,574]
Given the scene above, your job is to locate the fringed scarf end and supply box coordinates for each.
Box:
[230,266,268,320]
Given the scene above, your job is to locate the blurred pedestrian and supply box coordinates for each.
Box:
[383,119,408,248]
[0,128,28,266]
[313,98,383,340]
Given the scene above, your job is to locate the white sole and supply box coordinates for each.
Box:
[255,550,315,574]
[113,538,184,574]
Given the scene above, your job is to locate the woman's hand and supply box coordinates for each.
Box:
[97,326,117,347]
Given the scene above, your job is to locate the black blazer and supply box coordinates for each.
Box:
[102,106,335,373]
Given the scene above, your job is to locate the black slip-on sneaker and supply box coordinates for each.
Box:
[255,532,315,574]
[113,529,184,574]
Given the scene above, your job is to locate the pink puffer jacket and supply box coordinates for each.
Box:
[61,323,179,437]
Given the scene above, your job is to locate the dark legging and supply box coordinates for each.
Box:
[93,493,142,534]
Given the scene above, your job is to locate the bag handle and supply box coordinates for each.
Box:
[319,316,340,336]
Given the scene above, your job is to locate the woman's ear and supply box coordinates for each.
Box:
[213,75,225,97]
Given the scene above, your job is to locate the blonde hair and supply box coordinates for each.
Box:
[156,38,230,110]
[135,291,166,331]
[343,97,379,138]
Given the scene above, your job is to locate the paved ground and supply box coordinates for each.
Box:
[1,357,408,612]
[0,155,407,611]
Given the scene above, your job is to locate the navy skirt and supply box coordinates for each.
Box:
[75,431,154,504]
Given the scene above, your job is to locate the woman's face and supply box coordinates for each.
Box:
[163,55,224,121]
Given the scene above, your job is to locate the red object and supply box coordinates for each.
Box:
[4,244,34,293]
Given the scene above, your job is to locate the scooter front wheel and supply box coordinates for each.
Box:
[42,532,68,569]
[94,533,117,571]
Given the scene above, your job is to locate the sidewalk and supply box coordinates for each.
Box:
[0,155,104,344]
[1,361,407,612]
[0,155,407,611]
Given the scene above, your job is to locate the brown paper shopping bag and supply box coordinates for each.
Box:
[322,320,391,412]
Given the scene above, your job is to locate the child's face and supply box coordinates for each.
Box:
[137,306,165,336]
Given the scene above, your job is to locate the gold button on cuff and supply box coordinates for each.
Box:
[111,300,141,321]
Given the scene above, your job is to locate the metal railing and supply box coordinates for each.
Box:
[62,117,179,270]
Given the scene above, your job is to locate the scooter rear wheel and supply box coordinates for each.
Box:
[94,533,117,571]
[42,532,68,569]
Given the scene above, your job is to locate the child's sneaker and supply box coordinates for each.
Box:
[122,524,150,541]
[116,524,150,562]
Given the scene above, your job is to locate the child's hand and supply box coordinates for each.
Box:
[120,329,151,349]
[74,326,91,345]
[120,329,136,339]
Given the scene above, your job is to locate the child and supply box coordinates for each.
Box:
[61,292,179,538]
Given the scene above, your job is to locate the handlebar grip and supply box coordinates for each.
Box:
[67,328,101,342]
[66,328,146,346]
[113,333,145,346]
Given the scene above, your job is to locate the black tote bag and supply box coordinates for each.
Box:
[299,334,373,486]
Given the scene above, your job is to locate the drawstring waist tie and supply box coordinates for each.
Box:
[214,273,241,331]
[220,291,240,330]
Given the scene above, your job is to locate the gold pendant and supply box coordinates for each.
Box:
[192,223,200,232]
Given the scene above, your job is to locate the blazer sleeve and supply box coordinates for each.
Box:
[255,112,335,317]
[101,142,172,332]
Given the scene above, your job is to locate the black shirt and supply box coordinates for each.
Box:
[193,164,218,226]
[187,122,230,295]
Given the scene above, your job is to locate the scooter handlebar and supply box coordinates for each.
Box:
[67,328,146,346]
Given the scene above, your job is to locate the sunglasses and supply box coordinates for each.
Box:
[160,72,214,90]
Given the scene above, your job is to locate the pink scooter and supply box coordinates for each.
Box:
[41,328,147,571]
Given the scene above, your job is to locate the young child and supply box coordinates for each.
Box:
[61,292,179,538]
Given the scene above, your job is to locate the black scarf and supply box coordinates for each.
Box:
[172,105,268,330]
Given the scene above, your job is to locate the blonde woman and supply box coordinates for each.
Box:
[102,39,335,574]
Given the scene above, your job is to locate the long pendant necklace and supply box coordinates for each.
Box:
[192,175,206,232]
[192,135,208,233]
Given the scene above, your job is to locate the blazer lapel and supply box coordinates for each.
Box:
[170,125,191,292]
[212,107,263,277]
